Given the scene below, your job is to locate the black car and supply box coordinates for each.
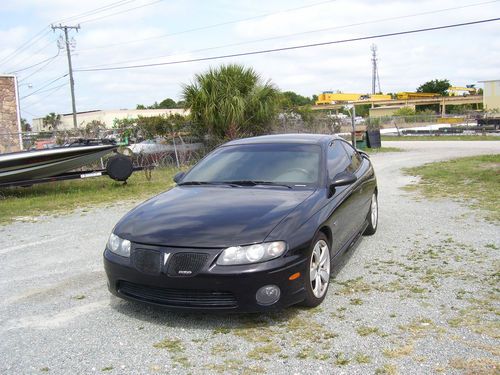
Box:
[104,134,378,312]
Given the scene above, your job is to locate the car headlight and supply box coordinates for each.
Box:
[217,241,287,265]
[107,233,131,257]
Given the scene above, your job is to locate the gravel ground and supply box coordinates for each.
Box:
[0,141,499,375]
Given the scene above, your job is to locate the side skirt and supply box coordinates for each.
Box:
[330,220,368,268]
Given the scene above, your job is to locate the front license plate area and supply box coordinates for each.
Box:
[132,249,161,275]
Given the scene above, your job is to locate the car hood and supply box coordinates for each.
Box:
[114,186,315,248]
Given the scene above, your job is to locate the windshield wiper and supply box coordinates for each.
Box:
[178,181,241,187]
[178,181,221,186]
[226,180,293,189]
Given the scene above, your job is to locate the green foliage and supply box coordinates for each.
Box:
[42,112,61,131]
[136,98,182,110]
[182,64,280,140]
[83,120,106,137]
[417,79,451,96]
[20,118,31,132]
[393,107,416,116]
[113,114,188,140]
[280,91,314,108]
[354,104,371,118]
[159,98,177,108]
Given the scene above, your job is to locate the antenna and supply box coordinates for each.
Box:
[371,44,381,94]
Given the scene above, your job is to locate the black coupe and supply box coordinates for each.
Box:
[104,134,378,311]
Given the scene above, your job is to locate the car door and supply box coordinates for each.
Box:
[340,141,372,232]
[324,140,358,254]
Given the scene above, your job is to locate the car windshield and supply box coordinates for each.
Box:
[182,143,321,187]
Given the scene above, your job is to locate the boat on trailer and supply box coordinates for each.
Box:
[0,139,135,187]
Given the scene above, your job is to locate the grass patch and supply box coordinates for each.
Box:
[354,352,371,364]
[364,147,403,153]
[404,154,500,222]
[247,344,281,360]
[356,326,380,336]
[0,167,178,224]
[383,344,414,358]
[153,338,184,353]
[375,364,398,375]
[382,135,500,141]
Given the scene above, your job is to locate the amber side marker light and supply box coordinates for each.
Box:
[289,272,301,280]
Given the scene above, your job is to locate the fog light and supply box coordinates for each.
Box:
[256,285,280,306]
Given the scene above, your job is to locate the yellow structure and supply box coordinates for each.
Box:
[362,94,392,101]
[396,92,440,100]
[479,79,500,111]
[316,92,362,105]
[448,86,476,96]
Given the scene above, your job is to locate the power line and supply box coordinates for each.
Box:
[0,0,139,68]
[18,53,62,83]
[8,50,60,74]
[0,28,52,68]
[79,0,164,24]
[75,17,500,72]
[21,83,69,118]
[54,0,138,23]
[19,74,68,100]
[76,0,500,70]
[77,0,337,51]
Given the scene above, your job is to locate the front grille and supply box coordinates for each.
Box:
[132,249,161,275]
[167,252,208,277]
[117,281,237,308]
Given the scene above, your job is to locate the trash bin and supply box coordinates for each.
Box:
[366,130,381,148]
[356,139,367,149]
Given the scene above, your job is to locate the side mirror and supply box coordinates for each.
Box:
[330,171,357,188]
[173,171,185,183]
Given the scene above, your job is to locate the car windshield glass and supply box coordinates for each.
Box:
[182,143,321,186]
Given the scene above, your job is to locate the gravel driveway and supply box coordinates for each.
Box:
[1,141,499,374]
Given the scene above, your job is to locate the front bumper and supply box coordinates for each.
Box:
[103,244,308,312]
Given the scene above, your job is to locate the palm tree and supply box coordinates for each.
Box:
[42,112,62,133]
[182,64,280,140]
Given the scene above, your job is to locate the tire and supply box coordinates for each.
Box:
[364,192,378,236]
[301,232,331,307]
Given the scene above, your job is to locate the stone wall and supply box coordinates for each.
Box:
[0,75,21,153]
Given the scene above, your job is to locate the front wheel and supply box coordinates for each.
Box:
[301,233,331,307]
[364,192,378,235]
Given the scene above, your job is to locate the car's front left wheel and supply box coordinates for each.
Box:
[301,233,331,307]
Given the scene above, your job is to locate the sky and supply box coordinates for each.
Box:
[1,0,499,123]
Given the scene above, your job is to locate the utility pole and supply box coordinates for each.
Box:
[371,44,381,94]
[351,105,356,148]
[51,24,80,129]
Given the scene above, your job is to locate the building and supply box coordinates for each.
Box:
[479,79,500,111]
[0,75,22,153]
[32,108,189,132]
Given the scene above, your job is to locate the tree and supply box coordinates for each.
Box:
[136,104,146,109]
[42,112,61,132]
[158,98,177,108]
[182,64,280,139]
[20,118,31,132]
[417,79,451,96]
[280,91,313,108]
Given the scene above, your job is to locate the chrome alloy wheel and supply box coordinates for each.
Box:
[371,193,378,229]
[309,239,330,298]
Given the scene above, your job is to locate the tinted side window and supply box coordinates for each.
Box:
[327,141,350,177]
[340,141,362,173]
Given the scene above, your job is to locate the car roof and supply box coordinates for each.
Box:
[224,133,341,147]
